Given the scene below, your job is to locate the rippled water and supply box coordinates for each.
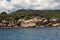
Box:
[0,27,60,40]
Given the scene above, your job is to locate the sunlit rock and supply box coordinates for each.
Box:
[41,19,48,25]
[49,18,60,23]
[21,19,36,28]
[52,23,60,27]
[1,20,7,23]
[0,23,3,27]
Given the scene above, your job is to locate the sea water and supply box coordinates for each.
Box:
[0,27,60,40]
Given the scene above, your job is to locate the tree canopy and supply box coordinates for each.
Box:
[0,10,60,22]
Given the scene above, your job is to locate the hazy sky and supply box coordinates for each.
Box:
[0,0,60,12]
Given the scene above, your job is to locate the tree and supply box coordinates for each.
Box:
[0,12,8,20]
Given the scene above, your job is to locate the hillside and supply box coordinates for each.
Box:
[0,10,60,22]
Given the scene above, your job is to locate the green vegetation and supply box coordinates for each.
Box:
[0,10,60,22]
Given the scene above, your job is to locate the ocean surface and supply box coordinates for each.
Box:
[0,27,60,40]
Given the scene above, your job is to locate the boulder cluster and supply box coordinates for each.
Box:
[17,17,60,28]
[0,17,60,28]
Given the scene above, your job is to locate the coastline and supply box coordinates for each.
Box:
[0,26,60,28]
[0,17,60,28]
[0,10,60,28]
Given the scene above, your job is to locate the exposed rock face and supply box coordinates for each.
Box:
[2,23,6,27]
[17,19,25,27]
[0,23,3,27]
[52,23,60,27]
[17,22,21,27]
[32,17,45,22]
[17,18,44,28]
[47,23,52,27]
[21,19,36,28]
[36,21,41,27]
[0,17,60,28]
[49,18,60,23]
[41,19,48,25]
[1,20,6,23]
[18,17,45,28]
[16,17,60,28]
[35,19,48,28]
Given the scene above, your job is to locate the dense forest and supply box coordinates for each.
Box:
[0,10,60,22]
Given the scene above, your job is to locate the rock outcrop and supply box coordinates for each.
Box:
[0,17,60,28]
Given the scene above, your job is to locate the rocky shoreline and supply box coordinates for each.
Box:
[0,17,60,28]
